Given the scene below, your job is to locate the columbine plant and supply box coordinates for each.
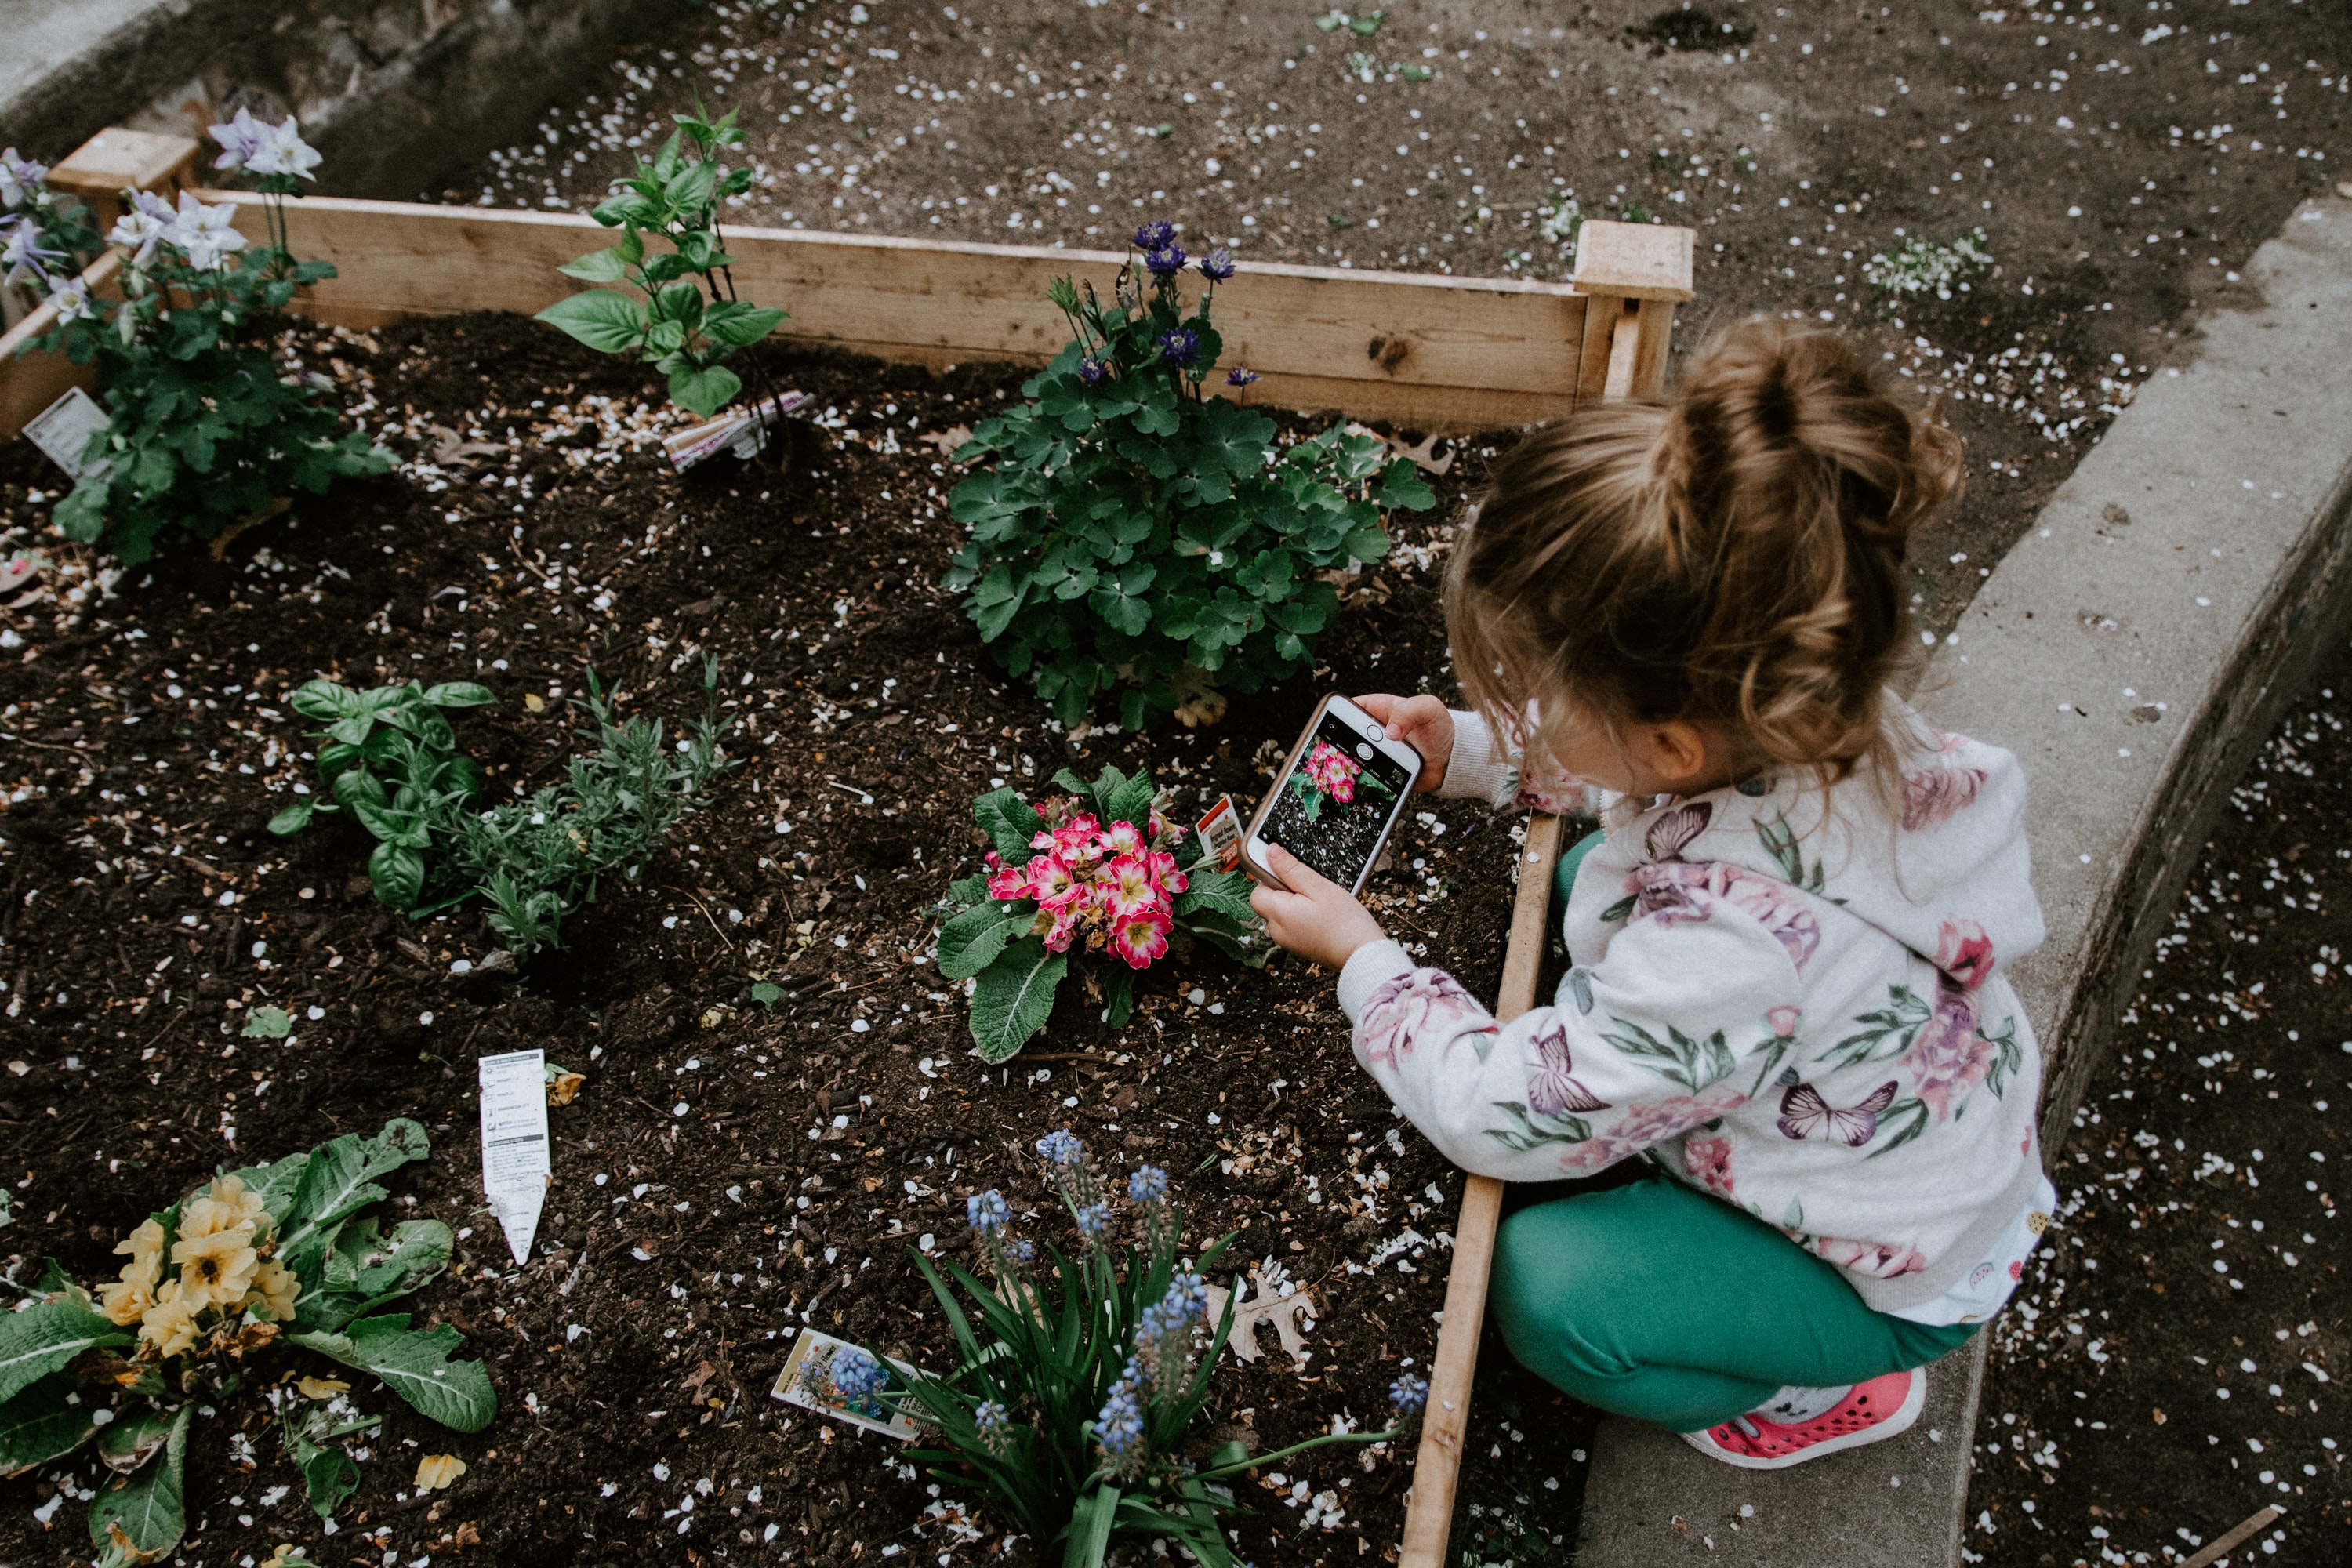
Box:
[18,114,389,564]
[867,1133,1410,1567]
[0,1120,494,1565]
[935,764,1260,1061]
[1,147,102,291]
[945,220,1436,729]
[535,104,787,419]
[270,659,736,953]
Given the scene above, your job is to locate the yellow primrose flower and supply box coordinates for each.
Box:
[171,1225,260,1308]
[297,1375,350,1400]
[181,1173,268,1241]
[115,1217,166,1272]
[414,1453,467,1491]
[138,1279,202,1359]
[98,1275,156,1327]
[245,1258,299,1322]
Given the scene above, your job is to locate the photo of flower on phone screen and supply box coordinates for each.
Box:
[1261,714,1407,887]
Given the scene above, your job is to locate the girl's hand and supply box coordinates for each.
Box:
[1353,693,1454,793]
[1250,844,1388,971]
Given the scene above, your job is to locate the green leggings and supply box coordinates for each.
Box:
[1497,833,1976,1432]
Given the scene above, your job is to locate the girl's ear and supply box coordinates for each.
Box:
[1639,720,1715,788]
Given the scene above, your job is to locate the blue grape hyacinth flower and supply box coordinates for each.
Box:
[1390,1374,1429,1417]
[967,1189,1010,1233]
[1096,1361,1146,1464]
[1035,1129,1087,1166]
[1127,1164,1169,1205]
[830,1346,888,1404]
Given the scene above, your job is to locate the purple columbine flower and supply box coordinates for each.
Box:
[1156,328,1200,368]
[1131,220,1176,251]
[0,222,60,289]
[1197,248,1236,282]
[1225,367,1260,387]
[1077,355,1109,385]
[0,149,45,212]
[1143,245,1188,278]
[208,107,269,172]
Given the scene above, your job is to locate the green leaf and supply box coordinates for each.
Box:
[266,799,316,836]
[96,1406,179,1475]
[668,362,743,419]
[419,682,495,709]
[1064,1483,1121,1568]
[282,1402,380,1521]
[1174,867,1258,924]
[555,246,634,284]
[0,1298,133,1404]
[935,902,1029,982]
[750,982,783,1011]
[278,1120,432,1269]
[286,1316,496,1432]
[700,300,788,348]
[241,1005,293,1040]
[971,789,1041,861]
[0,1373,99,1479]
[368,840,426,911]
[534,290,650,355]
[967,937,1067,1064]
[1100,768,1155,833]
[287,680,352,721]
[1341,523,1392,561]
[971,565,1028,642]
[86,1403,189,1564]
[324,1218,455,1305]
[1373,459,1436,511]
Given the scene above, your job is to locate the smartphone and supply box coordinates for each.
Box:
[1242,694,1425,897]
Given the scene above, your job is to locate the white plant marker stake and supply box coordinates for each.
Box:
[477,1047,551,1265]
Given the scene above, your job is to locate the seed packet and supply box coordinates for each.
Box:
[662,390,811,473]
[771,1327,922,1439]
[1195,793,1243,873]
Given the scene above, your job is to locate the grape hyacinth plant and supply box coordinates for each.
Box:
[935,763,1261,1061]
[16,116,390,564]
[535,103,788,420]
[945,220,1436,730]
[0,1121,492,1566]
[854,1132,1411,1567]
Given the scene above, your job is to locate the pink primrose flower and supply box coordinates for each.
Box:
[983,851,1030,903]
[1146,850,1188,898]
[1026,855,1081,909]
[1099,855,1161,919]
[1103,819,1145,858]
[1052,813,1106,862]
[1109,906,1174,969]
[1305,742,1360,803]
[1038,904,1083,953]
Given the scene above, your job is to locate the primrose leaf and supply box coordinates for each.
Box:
[286,1316,496,1432]
[0,1373,98,1479]
[277,1120,432,1268]
[1174,867,1258,924]
[96,1407,180,1476]
[971,789,1042,862]
[967,937,1068,1064]
[85,1404,191,1563]
[935,903,1029,982]
[0,1300,133,1405]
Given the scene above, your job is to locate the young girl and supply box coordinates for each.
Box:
[1250,321,2053,1469]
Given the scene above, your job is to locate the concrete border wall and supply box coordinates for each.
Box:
[1575,191,2352,1568]
[0,0,666,200]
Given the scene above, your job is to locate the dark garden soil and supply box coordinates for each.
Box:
[426,0,2350,627]
[0,312,1551,1567]
[1966,640,2352,1568]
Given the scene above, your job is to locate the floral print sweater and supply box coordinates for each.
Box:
[1334,705,2049,1314]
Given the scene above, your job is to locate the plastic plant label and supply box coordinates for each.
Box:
[477,1048,551,1265]
[662,390,811,474]
[24,387,111,479]
[1195,793,1244,873]
[771,1328,921,1439]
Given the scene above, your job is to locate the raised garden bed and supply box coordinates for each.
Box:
[0,293,1596,1563]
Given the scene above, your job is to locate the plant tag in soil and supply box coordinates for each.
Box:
[1195,793,1243,873]
[662,390,811,473]
[771,1328,923,1439]
[24,387,111,479]
[477,1047,551,1265]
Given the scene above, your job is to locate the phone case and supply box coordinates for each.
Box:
[1240,695,1421,896]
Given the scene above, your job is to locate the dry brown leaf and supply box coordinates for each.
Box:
[918,424,974,456]
[544,1070,585,1107]
[415,1453,467,1491]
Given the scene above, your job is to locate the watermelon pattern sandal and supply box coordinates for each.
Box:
[1679,1369,1926,1470]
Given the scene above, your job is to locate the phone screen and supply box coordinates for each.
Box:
[1258,708,1415,890]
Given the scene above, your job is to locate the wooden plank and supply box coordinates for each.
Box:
[1604,302,1643,401]
[1630,296,1678,398]
[201,191,1601,433]
[1575,296,1626,407]
[0,251,121,445]
[48,129,201,230]
[1571,220,1697,302]
[1398,811,1565,1568]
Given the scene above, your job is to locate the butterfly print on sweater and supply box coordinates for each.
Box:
[1526,1020,1610,1119]
[1776,1073,1900,1146]
[1645,800,1713,861]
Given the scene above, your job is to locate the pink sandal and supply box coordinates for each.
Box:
[1679,1369,1926,1470]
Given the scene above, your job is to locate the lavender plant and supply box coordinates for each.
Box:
[535,104,787,419]
[943,221,1436,730]
[13,115,390,564]
[860,1133,1413,1567]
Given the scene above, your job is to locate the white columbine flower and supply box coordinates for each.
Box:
[109,207,170,268]
[50,277,94,322]
[0,148,45,211]
[208,107,267,172]
[244,117,321,183]
[0,220,60,289]
[166,190,247,271]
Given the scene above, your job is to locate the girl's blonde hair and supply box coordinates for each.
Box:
[1446,318,1962,797]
